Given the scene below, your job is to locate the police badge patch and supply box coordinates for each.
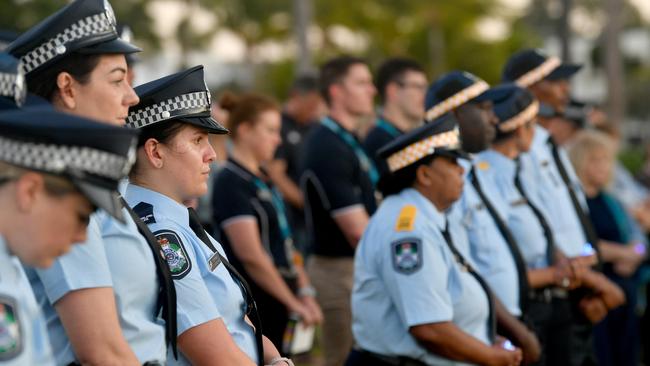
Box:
[0,297,22,361]
[392,238,422,274]
[154,230,191,280]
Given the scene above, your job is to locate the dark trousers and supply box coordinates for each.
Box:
[593,275,639,366]
[547,297,576,366]
[527,297,554,366]
[345,349,426,366]
[253,276,297,356]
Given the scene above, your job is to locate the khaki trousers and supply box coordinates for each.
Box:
[307,255,354,366]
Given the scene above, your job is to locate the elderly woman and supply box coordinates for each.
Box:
[568,129,646,366]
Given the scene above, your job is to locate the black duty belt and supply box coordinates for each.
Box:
[350,348,427,366]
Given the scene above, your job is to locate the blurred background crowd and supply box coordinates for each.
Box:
[3,1,650,365]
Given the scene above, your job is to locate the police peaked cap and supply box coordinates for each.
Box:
[0,52,52,111]
[378,114,468,173]
[501,49,581,86]
[0,108,139,222]
[424,71,510,122]
[0,53,27,108]
[6,0,140,75]
[127,65,228,134]
[489,84,539,134]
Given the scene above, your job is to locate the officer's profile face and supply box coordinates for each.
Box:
[530,79,569,113]
[55,54,139,126]
[3,173,92,268]
[454,101,497,153]
[150,124,216,203]
[391,70,427,122]
[237,109,282,163]
[547,117,579,146]
[333,63,376,117]
[416,155,464,210]
[516,118,537,152]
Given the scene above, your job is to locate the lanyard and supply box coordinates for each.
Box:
[376,117,401,138]
[321,116,379,185]
[250,176,293,244]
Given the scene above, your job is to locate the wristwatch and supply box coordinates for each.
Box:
[298,285,317,297]
[267,356,295,366]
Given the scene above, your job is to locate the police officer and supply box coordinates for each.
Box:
[502,49,625,365]
[473,85,575,365]
[423,72,541,364]
[0,108,138,365]
[7,1,178,364]
[124,66,292,366]
[363,57,427,177]
[348,116,522,366]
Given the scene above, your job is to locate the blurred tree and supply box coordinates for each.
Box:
[0,0,158,48]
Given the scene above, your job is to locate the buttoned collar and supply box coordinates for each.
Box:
[0,234,9,259]
[532,124,550,148]
[479,149,518,180]
[125,183,189,226]
[401,187,447,232]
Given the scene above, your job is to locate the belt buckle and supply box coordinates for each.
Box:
[543,288,552,303]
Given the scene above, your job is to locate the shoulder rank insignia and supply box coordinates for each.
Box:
[477,161,490,170]
[154,230,191,279]
[133,202,156,224]
[0,297,22,361]
[395,205,417,232]
[392,238,422,274]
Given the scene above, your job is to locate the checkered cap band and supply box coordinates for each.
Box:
[387,128,461,172]
[0,135,134,180]
[499,100,539,133]
[125,91,211,129]
[515,57,561,88]
[20,8,117,74]
[0,69,26,106]
[425,81,490,122]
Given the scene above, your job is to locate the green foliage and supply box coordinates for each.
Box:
[0,0,158,48]
[619,146,646,175]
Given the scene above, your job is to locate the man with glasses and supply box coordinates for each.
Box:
[364,58,427,178]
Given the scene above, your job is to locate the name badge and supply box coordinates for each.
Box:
[208,252,221,271]
[257,189,272,201]
[510,198,527,207]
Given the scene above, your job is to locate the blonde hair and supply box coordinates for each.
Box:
[567,129,615,184]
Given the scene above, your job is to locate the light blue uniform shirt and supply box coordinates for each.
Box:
[456,159,522,316]
[519,125,587,256]
[0,236,54,365]
[352,188,490,366]
[446,159,474,264]
[478,150,550,269]
[24,181,166,365]
[125,184,258,365]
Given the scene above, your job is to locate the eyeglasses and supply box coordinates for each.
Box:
[395,80,428,92]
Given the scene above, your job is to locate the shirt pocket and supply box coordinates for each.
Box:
[463,204,494,268]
